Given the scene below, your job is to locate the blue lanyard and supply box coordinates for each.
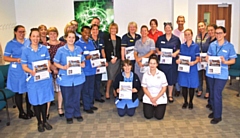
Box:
[216,45,223,56]
[92,38,100,50]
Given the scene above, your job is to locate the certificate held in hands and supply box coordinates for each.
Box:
[140,58,149,73]
[208,56,221,74]
[125,46,135,60]
[197,53,207,70]
[119,81,132,100]
[160,48,173,64]
[90,50,101,67]
[178,55,191,73]
[32,60,50,82]
[67,56,81,75]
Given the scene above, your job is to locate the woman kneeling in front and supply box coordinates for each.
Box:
[142,54,168,120]
[113,59,141,117]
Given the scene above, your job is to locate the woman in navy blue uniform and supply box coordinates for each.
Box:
[121,22,141,71]
[176,29,200,109]
[21,28,54,132]
[90,24,105,103]
[113,59,141,117]
[206,26,237,124]
[54,31,85,124]
[3,25,33,119]
[156,22,180,103]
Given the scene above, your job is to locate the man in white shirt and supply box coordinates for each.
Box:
[173,15,186,97]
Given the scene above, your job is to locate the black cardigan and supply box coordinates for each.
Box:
[103,34,121,62]
[113,72,141,102]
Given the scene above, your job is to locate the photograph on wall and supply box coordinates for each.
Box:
[74,0,114,33]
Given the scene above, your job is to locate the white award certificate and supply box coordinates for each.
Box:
[140,58,149,73]
[90,50,101,67]
[125,46,135,60]
[67,56,81,75]
[160,48,173,64]
[208,56,221,74]
[178,55,191,73]
[119,81,132,99]
[96,58,107,74]
[32,60,50,82]
[197,53,207,71]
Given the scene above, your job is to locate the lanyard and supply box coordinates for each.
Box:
[92,38,100,50]
[216,46,223,56]
[200,33,207,53]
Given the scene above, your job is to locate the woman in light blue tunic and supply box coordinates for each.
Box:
[3,25,33,119]
[21,28,54,132]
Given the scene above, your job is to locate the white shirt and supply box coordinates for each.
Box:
[141,69,168,105]
[173,28,185,44]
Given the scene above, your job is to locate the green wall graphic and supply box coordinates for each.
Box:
[74,0,114,33]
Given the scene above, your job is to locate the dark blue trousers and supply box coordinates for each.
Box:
[207,77,227,118]
[61,84,83,119]
[82,75,95,110]
[117,105,136,117]
[94,74,102,100]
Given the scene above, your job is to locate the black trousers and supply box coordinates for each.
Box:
[143,103,166,120]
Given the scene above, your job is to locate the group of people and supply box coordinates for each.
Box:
[3,16,237,132]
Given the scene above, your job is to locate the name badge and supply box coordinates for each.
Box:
[130,39,134,42]
[46,46,50,49]
[161,41,165,44]
[83,51,90,55]
[12,63,17,68]
[41,54,45,57]
[222,50,227,53]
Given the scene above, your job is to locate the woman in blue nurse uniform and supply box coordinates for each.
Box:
[156,22,181,103]
[54,31,85,124]
[206,26,237,124]
[3,25,33,119]
[21,28,54,132]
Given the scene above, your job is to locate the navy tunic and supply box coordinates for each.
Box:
[178,42,200,88]
[156,34,180,85]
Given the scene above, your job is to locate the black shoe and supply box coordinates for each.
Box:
[84,109,94,114]
[182,103,188,109]
[168,97,174,103]
[208,112,214,118]
[46,114,50,120]
[196,91,202,97]
[43,122,52,130]
[58,108,64,117]
[206,104,211,108]
[38,123,45,132]
[74,116,83,122]
[91,106,98,110]
[188,103,193,109]
[19,112,30,120]
[27,110,35,118]
[175,91,180,97]
[50,101,55,106]
[95,99,105,103]
[66,118,73,124]
[210,118,222,124]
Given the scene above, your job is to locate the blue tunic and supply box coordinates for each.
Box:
[121,33,141,47]
[75,38,97,76]
[53,45,85,86]
[156,34,181,85]
[21,44,54,105]
[4,38,30,93]
[178,42,200,88]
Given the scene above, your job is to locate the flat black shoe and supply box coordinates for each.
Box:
[38,124,45,132]
[66,118,73,124]
[19,112,30,120]
[196,91,202,97]
[91,106,98,110]
[188,103,193,109]
[208,112,214,118]
[182,103,188,109]
[50,101,55,106]
[27,110,35,118]
[46,114,50,120]
[74,116,83,122]
[105,97,110,100]
[210,118,222,124]
[168,96,174,103]
[84,109,94,114]
[43,122,52,130]
[175,91,180,97]
[58,108,64,117]
[95,99,105,103]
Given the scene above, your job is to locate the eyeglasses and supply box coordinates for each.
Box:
[17,31,25,33]
[215,32,223,35]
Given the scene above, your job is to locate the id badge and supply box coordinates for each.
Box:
[12,63,17,68]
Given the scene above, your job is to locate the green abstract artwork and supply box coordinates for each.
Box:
[74,0,114,32]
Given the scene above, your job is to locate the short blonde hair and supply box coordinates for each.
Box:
[47,27,59,35]
[128,22,138,32]
[108,23,118,34]
[38,24,47,30]
[64,22,73,36]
